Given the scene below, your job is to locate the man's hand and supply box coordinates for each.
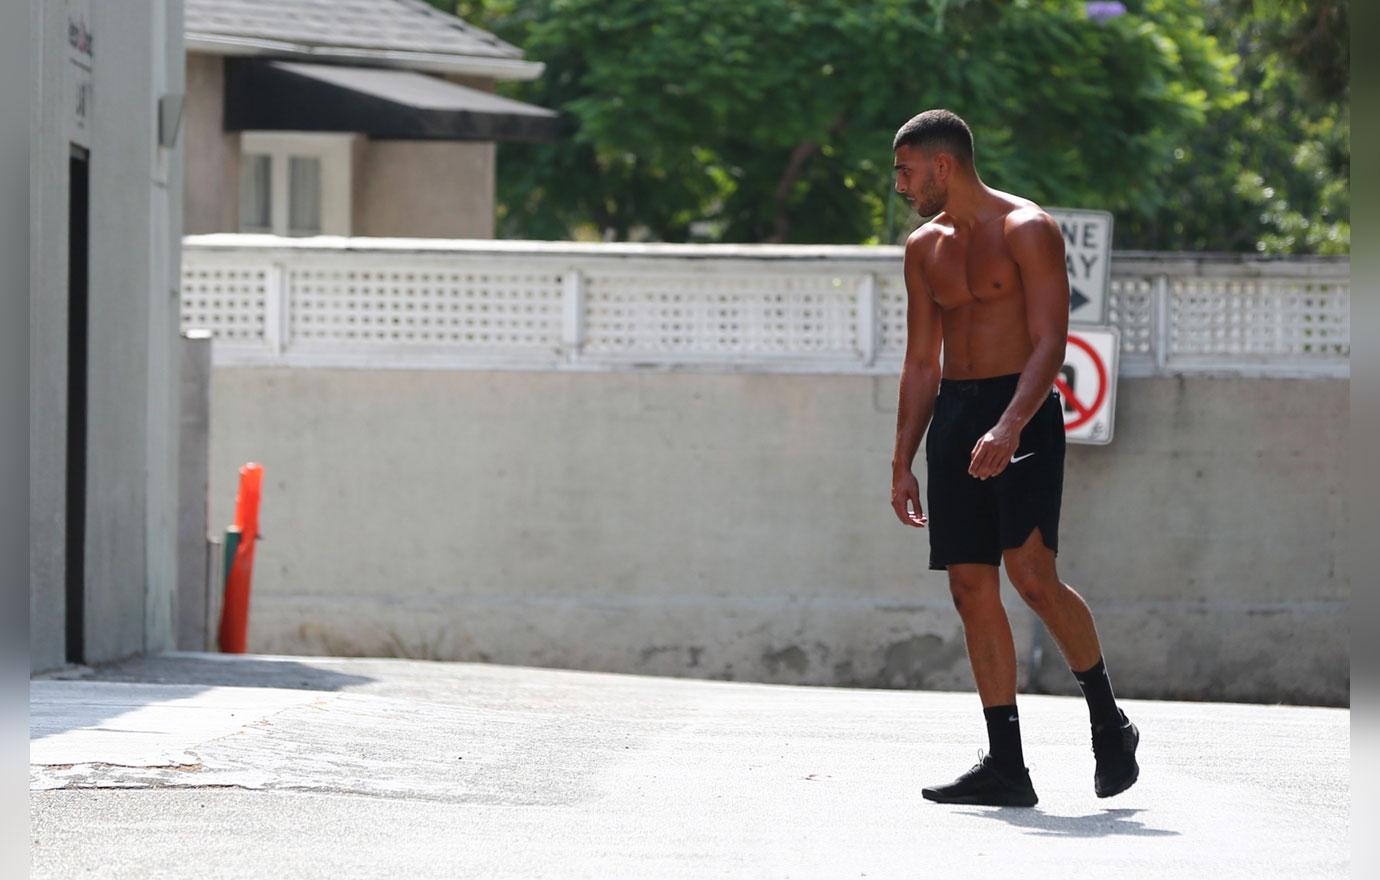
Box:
[969,420,1021,480]
[891,470,927,527]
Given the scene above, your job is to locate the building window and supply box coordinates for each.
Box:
[239,153,272,233]
[287,156,322,235]
[237,132,356,236]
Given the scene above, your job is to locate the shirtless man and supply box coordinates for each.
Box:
[889,109,1139,807]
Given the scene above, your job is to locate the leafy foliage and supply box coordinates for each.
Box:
[423,0,1347,253]
[1115,0,1348,254]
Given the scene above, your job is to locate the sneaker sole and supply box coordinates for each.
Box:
[1096,762,1139,798]
[922,788,1039,808]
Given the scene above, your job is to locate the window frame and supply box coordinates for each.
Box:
[238,131,357,236]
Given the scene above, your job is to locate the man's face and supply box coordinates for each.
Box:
[893,145,946,216]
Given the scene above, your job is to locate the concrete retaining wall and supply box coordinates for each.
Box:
[206,368,1348,705]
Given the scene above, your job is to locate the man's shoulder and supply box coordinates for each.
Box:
[1001,201,1059,238]
[905,215,951,251]
[999,202,1063,262]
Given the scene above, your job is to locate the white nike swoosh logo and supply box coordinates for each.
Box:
[1010,452,1035,464]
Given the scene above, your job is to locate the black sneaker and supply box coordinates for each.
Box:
[1092,709,1140,798]
[922,753,1038,807]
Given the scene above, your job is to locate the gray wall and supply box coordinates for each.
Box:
[30,0,185,672]
[176,333,213,651]
[29,0,68,675]
[352,140,495,239]
[205,368,1348,705]
[182,52,239,235]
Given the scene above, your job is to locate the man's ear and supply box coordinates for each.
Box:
[933,152,953,181]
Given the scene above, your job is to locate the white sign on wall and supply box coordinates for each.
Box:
[65,0,93,148]
[1048,208,1113,326]
[1058,325,1119,445]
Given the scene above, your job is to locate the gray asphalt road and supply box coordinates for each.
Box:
[30,653,1349,879]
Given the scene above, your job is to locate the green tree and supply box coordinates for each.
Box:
[429,1,1345,253]
[1117,1,1348,254]
[433,0,1234,243]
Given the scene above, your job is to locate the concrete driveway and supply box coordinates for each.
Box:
[30,653,1349,879]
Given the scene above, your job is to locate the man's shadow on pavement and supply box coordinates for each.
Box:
[954,807,1179,838]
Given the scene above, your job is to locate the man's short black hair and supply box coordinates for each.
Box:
[892,109,974,164]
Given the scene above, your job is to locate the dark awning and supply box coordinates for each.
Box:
[223,58,561,143]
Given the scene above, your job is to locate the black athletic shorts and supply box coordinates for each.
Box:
[925,373,1065,571]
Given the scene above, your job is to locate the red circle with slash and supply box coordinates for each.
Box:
[1054,333,1108,432]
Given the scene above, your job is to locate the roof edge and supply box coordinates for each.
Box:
[390,0,528,59]
[186,33,545,81]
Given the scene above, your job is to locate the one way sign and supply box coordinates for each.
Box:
[1048,208,1113,325]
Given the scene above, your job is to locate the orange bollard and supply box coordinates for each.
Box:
[218,462,264,653]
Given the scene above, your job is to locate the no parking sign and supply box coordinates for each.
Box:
[1057,326,1119,445]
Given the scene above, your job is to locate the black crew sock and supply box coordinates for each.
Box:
[982,705,1025,773]
[1072,656,1122,730]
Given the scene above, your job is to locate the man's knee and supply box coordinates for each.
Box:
[1005,558,1059,610]
[947,567,1000,616]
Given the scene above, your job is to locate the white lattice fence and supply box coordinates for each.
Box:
[180,261,269,345]
[1107,275,1156,372]
[581,269,864,363]
[180,237,1349,377]
[876,272,909,360]
[1169,277,1349,358]
[286,258,565,354]
[1109,254,1350,377]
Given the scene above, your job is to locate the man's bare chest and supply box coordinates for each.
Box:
[924,231,1023,310]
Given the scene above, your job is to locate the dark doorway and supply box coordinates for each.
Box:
[66,145,89,665]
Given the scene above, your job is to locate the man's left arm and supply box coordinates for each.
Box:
[968,209,1069,479]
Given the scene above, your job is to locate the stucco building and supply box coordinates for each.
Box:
[31,0,185,672]
[182,0,558,239]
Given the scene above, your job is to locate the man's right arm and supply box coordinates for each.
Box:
[891,230,943,528]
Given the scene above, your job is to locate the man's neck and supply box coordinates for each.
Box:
[941,176,996,229]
